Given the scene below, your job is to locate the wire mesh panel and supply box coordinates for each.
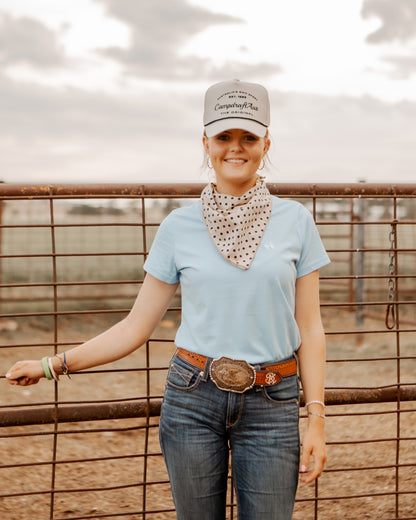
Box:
[0,183,415,520]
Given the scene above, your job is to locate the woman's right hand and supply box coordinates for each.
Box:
[5,360,44,386]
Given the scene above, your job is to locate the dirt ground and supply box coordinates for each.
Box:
[1,309,415,520]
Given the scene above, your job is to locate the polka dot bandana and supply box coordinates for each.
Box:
[200,176,272,270]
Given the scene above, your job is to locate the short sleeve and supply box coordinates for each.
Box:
[296,205,330,278]
[143,214,179,284]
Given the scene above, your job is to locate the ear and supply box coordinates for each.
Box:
[202,134,210,154]
[263,137,271,155]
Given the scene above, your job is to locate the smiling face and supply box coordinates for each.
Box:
[203,128,270,197]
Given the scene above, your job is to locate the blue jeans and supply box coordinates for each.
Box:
[159,353,300,520]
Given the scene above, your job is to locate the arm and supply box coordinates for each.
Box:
[295,269,327,484]
[6,274,178,385]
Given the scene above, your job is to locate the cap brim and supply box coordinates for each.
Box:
[204,118,267,138]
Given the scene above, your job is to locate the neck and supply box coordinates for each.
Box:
[215,177,258,197]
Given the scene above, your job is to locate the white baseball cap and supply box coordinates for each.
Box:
[203,79,270,138]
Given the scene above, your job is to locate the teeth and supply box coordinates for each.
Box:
[226,159,245,164]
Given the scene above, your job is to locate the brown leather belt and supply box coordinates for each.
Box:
[176,347,297,392]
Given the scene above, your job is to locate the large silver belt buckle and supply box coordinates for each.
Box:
[210,356,256,393]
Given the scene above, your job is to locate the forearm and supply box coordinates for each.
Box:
[6,274,178,385]
[297,326,326,410]
[297,326,326,440]
[51,314,147,375]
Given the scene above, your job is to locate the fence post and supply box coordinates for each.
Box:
[0,181,3,314]
[348,198,354,305]
[355,182,366,334]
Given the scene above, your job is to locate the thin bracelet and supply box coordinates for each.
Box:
[41,356,53,380]
[56,353,71,379]
[305,400,325,409]
[308,411,326,419]
[47,357,60,382]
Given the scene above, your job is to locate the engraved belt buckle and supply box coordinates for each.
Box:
[209,356,256,393]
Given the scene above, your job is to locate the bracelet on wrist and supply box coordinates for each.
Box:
[47,357,60,382]
[308,411,326,419]
[305,400,325,409]
[56,352,71,379]
[41,356,53,380]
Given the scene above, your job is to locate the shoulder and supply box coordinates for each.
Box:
[160,200,202,225]
[167,200,201,218]
[271,196,311,221]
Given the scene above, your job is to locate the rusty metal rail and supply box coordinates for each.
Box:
[0,182,415,197]
[1,386,416,428]
[0,183,415,520]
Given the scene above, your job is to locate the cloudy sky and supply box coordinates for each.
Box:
[1,0,415,185]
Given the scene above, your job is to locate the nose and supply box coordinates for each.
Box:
[229,137,243,151]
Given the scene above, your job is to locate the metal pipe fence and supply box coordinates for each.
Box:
[0,183,415,520]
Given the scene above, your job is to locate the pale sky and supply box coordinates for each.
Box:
[1,0,415,185]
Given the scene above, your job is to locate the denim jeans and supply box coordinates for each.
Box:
[159,353,300,520]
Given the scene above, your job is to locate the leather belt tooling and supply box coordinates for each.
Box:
[176,348,297,394]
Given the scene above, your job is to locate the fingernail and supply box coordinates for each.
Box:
[301,465,307,472]
[5,373,11,378]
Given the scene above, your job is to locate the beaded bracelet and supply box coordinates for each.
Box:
[308,411,326,419]
[305,400,325,409]
[41,356,53,380]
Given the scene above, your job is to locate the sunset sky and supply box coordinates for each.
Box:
[1,0,415,185]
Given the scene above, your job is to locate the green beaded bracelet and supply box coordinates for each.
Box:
[41,356,53,380]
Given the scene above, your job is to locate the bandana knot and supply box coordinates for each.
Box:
[200,177,272,269]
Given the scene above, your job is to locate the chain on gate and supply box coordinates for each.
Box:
[385,220,397,330]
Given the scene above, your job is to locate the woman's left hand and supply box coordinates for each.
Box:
[299,419,327,483]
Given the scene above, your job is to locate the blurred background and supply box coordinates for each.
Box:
[1,0,415,185]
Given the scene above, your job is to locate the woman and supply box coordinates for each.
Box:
[6,79,329,519]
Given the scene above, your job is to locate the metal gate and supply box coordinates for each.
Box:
[1,183,415,520]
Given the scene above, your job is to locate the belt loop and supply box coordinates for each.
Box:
[293,351,300,379]
[293,351,299,368]
[201,357,212,382]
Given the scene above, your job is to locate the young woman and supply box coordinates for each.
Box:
[6,79,329,519]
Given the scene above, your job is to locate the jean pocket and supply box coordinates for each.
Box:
[262,375,300,406]
[166,356,203,392]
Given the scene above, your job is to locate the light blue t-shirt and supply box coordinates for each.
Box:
[144,196,330,364]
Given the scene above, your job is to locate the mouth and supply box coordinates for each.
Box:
[224,159,247,165]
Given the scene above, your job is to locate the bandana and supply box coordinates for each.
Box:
[200,177,272,270]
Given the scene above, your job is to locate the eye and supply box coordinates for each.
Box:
[243,133,258,142]
[215,133,230,141]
